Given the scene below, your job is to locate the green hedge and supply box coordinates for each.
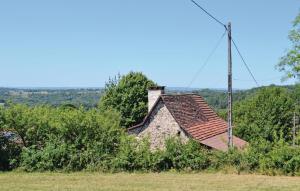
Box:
[2,104,300,176]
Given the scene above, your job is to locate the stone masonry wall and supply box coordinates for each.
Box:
[129,99,189,150]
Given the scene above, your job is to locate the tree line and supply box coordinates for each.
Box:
[0,88,103,108]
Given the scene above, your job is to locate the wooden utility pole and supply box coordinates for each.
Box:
[293,111,296,147]
[228,22,233,148]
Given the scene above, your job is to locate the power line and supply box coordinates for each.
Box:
[190,0,226,29]
[188,29,227,87]
[189,0,259,88]
[231,39,259,87]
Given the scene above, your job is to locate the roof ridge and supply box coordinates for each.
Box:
[161,93,199,96]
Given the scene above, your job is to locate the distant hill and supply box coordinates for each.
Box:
[0,84,296,109]
[0,88,103,108]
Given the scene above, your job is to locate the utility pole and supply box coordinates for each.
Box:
[228,22,233,148]
[293,111,296,147]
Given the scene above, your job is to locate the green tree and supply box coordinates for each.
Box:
[3,104,31,147]
[277,12,300,80]
[234,87,294,143]
[99,72,156,128]
[3,104,57,148]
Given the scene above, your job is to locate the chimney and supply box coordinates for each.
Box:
[148,86,165,112]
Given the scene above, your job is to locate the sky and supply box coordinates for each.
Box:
[0,0,299,89]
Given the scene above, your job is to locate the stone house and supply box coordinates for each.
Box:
[128,86,247,151]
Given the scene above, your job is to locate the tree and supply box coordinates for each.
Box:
[277,12,300,80]
[234,87,294,143]
[99,72,156,128]
[3,104,31,147]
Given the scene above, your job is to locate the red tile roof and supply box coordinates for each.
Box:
[161,94,227,140]
[129,94,247,150]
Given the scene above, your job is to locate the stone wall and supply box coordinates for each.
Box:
[129,99,189,150]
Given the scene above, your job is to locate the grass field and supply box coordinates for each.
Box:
[1,172,300,191]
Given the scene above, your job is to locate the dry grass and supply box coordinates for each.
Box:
[1,172,300,191]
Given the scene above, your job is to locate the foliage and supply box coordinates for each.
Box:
[3,104,58,148]
[0,104,124,171]
[111,137,211,172]
[19,139,70,172]
[259,141,300,176]
[192,88,258,110]
[99,72,156,128]
[277,12,300,80]
[0,107,22,170]
[21,108,123,172]
[2,101,300,176]
[234,87,294,143]
[163,138,210,171]
[111,136,162,172]
[109,136,300,176]
[0,135,22,171]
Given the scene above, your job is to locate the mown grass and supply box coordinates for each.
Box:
[1,172,300,191]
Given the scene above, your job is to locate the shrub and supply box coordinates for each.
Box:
[0,107,21,171]
[20,140,70,172]
[18,107,124,171]
[163,138,211,171]
[259,142,300,176]
[0,134,21,171]
[3,102,300,175]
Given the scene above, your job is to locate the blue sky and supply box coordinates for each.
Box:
[0,0,299,89]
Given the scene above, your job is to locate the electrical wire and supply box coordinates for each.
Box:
[189,0,260,87]
[190,0,226,29]
[231,38,259,87]
[187,29,227,87]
